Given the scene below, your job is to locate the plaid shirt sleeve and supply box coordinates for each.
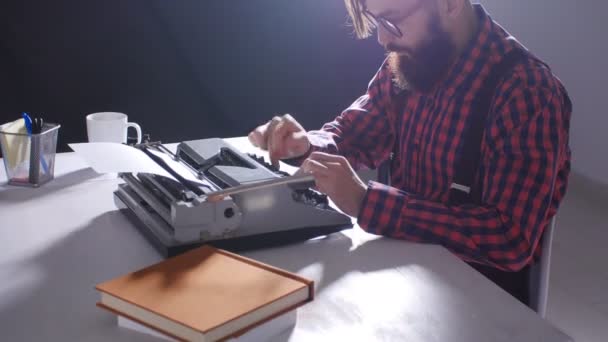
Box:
[358,77,570,271]
[296,61,396,170]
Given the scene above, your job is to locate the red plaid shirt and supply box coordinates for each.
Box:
[305,5,571,271]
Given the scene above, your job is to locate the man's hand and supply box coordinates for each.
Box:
[248,114,310,167]
[300,152,367,218]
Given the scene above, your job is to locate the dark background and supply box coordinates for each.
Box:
[0,0,383,153]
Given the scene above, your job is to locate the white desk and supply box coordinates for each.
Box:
[0,137,572,342]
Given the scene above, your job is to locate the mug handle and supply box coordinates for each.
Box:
[127,122,142,144]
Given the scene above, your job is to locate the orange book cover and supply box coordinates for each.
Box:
[95,245,313,341]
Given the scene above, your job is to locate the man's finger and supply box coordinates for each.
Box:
[310,173,330,194]
[266,117,282,164]
[248,129,265,148]
[308,151,348,167]
[269,120,291,166]
[301,159,330,176]
[304,155,343,172]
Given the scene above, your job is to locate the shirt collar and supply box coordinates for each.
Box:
[439,4,496,90]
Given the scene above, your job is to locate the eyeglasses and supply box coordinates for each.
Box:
[363,1,425,38]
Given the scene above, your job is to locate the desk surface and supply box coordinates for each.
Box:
[0,137,572,342]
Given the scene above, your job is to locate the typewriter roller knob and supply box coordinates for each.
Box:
[224,208,235,218]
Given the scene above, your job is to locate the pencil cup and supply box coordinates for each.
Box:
[0,123,61,187]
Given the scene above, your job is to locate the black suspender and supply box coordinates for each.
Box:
[448,49,527,205]
[378,48,534,204]
[450,49,535,306]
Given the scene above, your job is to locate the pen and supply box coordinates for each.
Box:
[22,112,49,182]
[23,112,39,184]
[22,113,33,134]
[36,117,50,174]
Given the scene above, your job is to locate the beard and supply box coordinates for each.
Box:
[387,12,456,93]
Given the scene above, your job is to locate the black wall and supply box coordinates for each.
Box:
[0,0,383,153]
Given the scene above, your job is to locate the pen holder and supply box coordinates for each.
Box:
[0,123,61,187]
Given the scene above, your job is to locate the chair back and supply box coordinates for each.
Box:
[528,216,557,318]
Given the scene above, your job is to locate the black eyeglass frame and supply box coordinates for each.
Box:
[363,1,425,38]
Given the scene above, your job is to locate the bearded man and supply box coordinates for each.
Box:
[248,0,572,306]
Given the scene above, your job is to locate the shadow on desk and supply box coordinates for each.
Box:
[0,209,459,342]
[0,211,167,341]
[0,167,104,203]
[244,230,451,296]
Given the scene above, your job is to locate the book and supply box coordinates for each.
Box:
[95,245,313,342]
[117,307,297,341]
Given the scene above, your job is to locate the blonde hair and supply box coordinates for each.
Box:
[344,0,374,39]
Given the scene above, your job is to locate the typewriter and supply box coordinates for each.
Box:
[114,138,353,257]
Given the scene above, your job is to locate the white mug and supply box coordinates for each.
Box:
[86,112,142,144]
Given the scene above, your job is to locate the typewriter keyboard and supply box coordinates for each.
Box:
[246,153,290,176]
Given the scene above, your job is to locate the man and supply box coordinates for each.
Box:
[248,0,571,306]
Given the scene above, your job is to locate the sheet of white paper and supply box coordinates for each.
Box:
[117,308,296,342]
[144,147,217,189]
[68,142,172,178]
